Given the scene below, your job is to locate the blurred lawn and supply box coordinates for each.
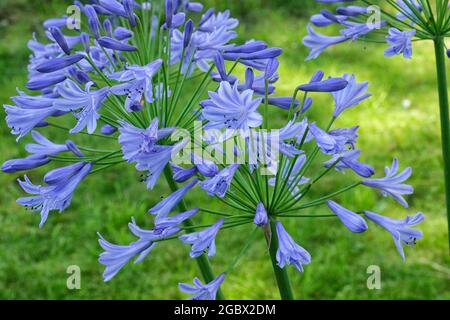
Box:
[0,1,449,299]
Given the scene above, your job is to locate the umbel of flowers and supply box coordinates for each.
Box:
[2,0,424,300]
[305,0,450,245]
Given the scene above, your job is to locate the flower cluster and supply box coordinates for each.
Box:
[2,0,425,300]
[304,0,450,60]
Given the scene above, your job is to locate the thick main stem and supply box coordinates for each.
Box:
[433,37,450,247]
[163,167,225,300]
[267,220,295,300]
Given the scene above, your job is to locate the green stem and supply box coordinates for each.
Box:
[268,220,294,300]
[434,37,450,248]
[163,167,225,300]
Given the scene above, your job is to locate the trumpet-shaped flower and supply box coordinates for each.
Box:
[276,222,311,272]
[179,219,224,258]
[199,164,240,198]
[365,211,424,261]
[303,24,348,61]
[118,118,175,163]
[16,162,92,228]
[363,159,413,207]
[179,273,226,300]
[149,179,198,218]
[332,74,371,117]
[98,216,182,282]
[385,28,416,59]
[53,80,110,134]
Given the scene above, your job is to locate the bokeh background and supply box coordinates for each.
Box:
[0,0,449,299]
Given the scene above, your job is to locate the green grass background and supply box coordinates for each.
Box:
[0,0,449,299]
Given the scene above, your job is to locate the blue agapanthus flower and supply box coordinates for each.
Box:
[201,81,263,137]
[53,80,110,134]
[179,218,224,258]
[365,211,424,261]
[2,0,427,301]
[363,159,414,207]
[17,162,92,228]
[179,273,226,300]
[385,28,416,59]
[276,222,311,273]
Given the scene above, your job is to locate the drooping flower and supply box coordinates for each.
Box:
[53,80,110,134]
[199,164,240,198]
[179,273,226,300]
[327,200,368,233]
[202,81,262,137]
[276,222,311,272]
[179,219,224,258]
[385,28,416,59]
[254,203,269,227]
[365,211,424,261]
[332,74,371,117]
[363,159,413,207]
[299,76,348,93]
[16,162,92,228]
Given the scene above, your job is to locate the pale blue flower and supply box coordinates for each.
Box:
[363,159,413,207]
[327,200,368,233]
[303,24,348,60]
[254,203,269,227]
[149,179,198,218]
[179,273,226,300]
[332,74,371,117]
[17,162,92,228]
[199,164,240,198]
[202,82,262,137]
[276,222,311,272]
[365,211,424,261]
[179,218,224,258]
[53,80,110,134]
[385,28,416,59]
[110,59,163,111]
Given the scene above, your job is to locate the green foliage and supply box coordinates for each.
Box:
[0,1,449,300]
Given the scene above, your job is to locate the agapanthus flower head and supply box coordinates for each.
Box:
[179,273,226,300]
